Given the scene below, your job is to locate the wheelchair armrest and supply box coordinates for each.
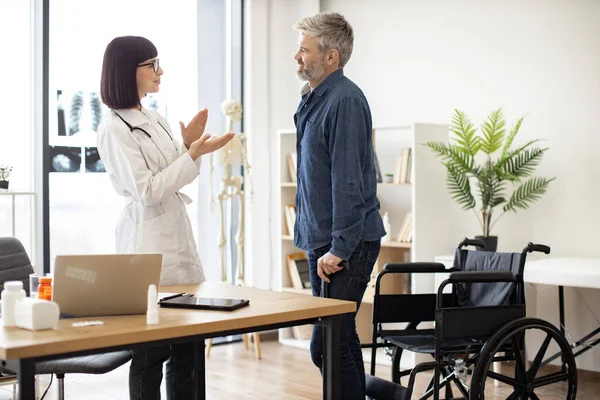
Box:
[448,271,515,283]
[523,242,551,254]
[383,262,450,273]
[458,237,486,249]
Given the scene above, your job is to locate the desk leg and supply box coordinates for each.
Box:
[11,195,16,237]
[558,285,566,373]
[17,359,35,400]
[322,315,341,400]
[195,340,206,400]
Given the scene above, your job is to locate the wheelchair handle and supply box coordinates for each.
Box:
[525,242,551,254]
[321,279,329,298]
[459,237,486,249]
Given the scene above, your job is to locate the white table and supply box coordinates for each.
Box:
[525,257,600,289]
[524,257,600,369]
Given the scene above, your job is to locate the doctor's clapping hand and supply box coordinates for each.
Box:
[187,131,235,161]
[180,108,235,161]
[179,108,209,149]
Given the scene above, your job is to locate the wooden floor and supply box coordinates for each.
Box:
[0,339,596,399]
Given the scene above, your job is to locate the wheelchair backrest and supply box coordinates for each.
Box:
[452,248,524,307]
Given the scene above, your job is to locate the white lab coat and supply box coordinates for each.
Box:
[96,107,206,285]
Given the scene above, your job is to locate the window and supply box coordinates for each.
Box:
[42,0,243,278]
[46,0,198,269]
[0,1,35,259]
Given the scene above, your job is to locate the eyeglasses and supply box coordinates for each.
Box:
[138,59,160,73]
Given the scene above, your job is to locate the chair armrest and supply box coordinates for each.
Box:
[383,262,451,273]
[448,271,515,283]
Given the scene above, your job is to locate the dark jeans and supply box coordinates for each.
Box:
[129,342,195,400]
[308,240,381,400]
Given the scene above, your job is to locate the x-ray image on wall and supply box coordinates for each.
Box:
[85,147,105,172]
[57,90,108,136]
[50,146,82,172]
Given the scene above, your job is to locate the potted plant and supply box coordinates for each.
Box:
[0,165,12,190]
[425,109,555,251]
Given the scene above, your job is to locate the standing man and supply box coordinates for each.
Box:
[292,12,385,399]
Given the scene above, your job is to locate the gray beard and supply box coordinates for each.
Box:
[296,59,325,82]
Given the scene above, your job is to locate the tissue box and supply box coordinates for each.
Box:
[15,298,60,331]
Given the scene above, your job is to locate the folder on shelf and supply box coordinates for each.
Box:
[286,253,310,289]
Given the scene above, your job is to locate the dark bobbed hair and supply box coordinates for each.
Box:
[100,36,157,109]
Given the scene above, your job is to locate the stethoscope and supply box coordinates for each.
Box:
[113,110,173,141]
[112,110,176,166]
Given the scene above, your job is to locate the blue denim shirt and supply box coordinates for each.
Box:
[293,69,386,260]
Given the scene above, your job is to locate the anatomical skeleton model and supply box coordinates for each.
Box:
[210,99,253,284]
[206,100,259,358]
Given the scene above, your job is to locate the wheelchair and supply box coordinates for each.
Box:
[364,238,577,400]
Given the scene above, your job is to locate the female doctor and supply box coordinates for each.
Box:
[96,36,234,400]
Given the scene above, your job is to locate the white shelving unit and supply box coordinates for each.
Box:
[274,124,461,354]
[0,190,37,270]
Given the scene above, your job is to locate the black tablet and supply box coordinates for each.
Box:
[159,296,250,311]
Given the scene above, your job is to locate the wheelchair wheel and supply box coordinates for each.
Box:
[470,317,576,399]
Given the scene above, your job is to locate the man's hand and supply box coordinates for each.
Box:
[317,252,344,283]
[180,108,209,149]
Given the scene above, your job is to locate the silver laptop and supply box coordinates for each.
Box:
[52,254,162,317]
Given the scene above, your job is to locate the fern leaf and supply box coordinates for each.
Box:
[500,115,525,159]
[450,110,480,155]
[504,147,548,179]
[480,108,506,155]
[503,177,556,212]
[446,163,476,210]
[477,160,506,209]
[425,142,474,173]
[496,139,540,174]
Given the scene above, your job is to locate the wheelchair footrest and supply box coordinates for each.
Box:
[365,374,408,400]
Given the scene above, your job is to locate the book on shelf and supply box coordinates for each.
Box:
[374,152,382,183]
[393,148,412,184]
[284,204,296,236]
[287,152,297,182]
[396,212,413,243]
[286,253,311,290]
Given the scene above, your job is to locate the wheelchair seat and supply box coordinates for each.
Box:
[383,330,487,354]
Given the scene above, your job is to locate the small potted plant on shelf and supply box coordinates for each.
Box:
[0,165,12,190]
[425,108,555,251]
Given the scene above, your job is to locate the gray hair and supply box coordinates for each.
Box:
[293,12,354,68]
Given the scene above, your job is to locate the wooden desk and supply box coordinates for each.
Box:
[0,282,355,400]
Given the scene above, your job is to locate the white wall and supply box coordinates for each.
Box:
[245,0,600,371]
[320,0,600,372]
[322,0,600,254]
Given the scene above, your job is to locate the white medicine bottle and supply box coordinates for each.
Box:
[2,281,26,327]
